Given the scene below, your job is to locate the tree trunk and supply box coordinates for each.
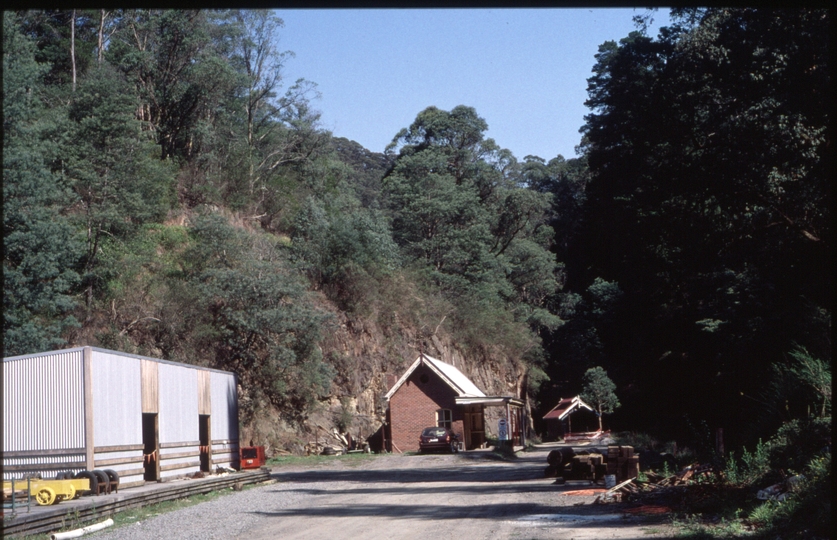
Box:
[598,406,603,431]
[98,10,106,66]
[71,10,77,91]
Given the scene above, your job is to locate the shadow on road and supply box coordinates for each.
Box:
[271,461,543,485]
[253,446,674,538]
[248,500,666,531]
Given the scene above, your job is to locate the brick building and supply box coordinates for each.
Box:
[384,354,524,453]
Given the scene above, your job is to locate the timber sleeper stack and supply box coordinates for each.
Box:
[544,445,640,483]
[607,445,640,482]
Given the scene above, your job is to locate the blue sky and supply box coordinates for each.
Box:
[278,8,671,161]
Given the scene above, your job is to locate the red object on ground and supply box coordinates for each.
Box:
[240,446,266,469]
[561,489,608,496]
[622,505,672,514]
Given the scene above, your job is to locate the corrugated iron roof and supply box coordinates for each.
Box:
[3,346,236,375]
[543,396,594,420]
[384,354,486,399]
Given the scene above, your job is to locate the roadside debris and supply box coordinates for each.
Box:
[756,474,805,501]
[593,477,636,504]
[306,426,372,456]
[545,445,640,484]
[590,462,720,504]
[542,445,726,507]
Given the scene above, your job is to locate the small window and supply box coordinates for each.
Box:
[436,409,452,429]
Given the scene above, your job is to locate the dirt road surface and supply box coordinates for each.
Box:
[242,443,676,540]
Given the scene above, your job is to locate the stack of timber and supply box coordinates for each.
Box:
[607,445,640,482]
[544,446,637,483]
[569,452,606,482]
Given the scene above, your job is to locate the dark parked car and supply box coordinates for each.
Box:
[418,426,460,454]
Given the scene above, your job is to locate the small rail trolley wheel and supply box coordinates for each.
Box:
[36,486,56,506]
[60,483,76,502]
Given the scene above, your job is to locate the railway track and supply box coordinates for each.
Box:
[2,469,271,538]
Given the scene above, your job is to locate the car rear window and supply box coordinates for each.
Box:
[422,428,447,437]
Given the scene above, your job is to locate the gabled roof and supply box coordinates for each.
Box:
[542,396,594,420]
[384,354,486,400]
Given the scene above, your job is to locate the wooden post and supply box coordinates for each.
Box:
[83,346,95,471]
[715,428,724,456]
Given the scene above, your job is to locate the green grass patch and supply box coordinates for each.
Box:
[108,489,235,528]
[672,513,751,538]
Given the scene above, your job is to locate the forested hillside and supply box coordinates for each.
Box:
[4,7,830,468]
[543,8,831,449]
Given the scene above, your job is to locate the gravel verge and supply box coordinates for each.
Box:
[88,455,396,540]
[88,478,323,540]
[83,449,677,540]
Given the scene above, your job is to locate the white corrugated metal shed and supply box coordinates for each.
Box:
[3,346,240,487]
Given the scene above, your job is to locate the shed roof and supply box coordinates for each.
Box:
[384,354,486,400]
[3,346,236,376]
[542,396,594,420]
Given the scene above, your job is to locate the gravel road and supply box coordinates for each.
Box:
[90,444,676,540]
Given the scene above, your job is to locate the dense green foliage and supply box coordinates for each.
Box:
[4,13,81,354]
[562,9,830,536]
[539,8,830,450]
[383,105,561,327]
[579,366,620,431]
[2,9,559,426]
[3,7,830,491]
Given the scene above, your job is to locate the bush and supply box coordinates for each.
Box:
[723,439,771,486]
[613,431,659,450]
[765,416,831,473]
[748,451,831,539]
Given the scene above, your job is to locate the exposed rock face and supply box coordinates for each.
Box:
[248,295,526,455]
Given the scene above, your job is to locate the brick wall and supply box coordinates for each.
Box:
[388,364,465,452]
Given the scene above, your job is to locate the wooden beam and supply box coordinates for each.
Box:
[94,444,145,453]
[141,359,159,413]
[4,461,86,472]
[159,450,201,460]
[607,478,635,493]
[94,456,144,467]
[160,460,201,472]
[198,370,211,415]
[84,346,95,471]
[2,448,86,459]
[210,439,238,445]
[160,441,200,449]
